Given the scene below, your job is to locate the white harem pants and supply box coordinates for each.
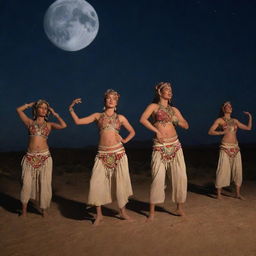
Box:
[88,148,133,208]
[20,151,52,209]
[150,140,187,204]
[215,143,242,188]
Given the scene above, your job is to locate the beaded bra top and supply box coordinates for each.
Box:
[98,112,121,133]
[28,121,50,139]
[153,104,178,125]
[221,117,237,133]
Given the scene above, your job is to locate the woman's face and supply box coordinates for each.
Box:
[105,93,118,109]
[223,103,232,114]
[36,103,48,117]
[160,85,173,100]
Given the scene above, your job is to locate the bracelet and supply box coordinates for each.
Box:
[54,113,60,118]
[69,108,74,112]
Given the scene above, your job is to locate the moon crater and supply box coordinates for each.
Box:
[44,0,99,51]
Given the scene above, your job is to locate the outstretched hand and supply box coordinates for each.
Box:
[243,111,252,117]
[70,98,82,109]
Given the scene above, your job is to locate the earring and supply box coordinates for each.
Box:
[103,106,106,111]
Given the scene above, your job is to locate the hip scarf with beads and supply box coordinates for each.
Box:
[153,139,181,163]
[220,142,240,158]
[24,150,51,173]
[97,145,126,177]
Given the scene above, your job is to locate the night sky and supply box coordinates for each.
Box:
[1,0,255,152]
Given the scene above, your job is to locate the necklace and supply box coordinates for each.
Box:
[159,103,174,116]
[223,117,234,126]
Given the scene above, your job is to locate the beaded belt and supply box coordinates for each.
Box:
[153,139,181,162]
[97,146,126,171]
[220,143,240,158]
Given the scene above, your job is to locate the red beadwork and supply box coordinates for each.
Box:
[25,153,50,169]
[153,142,181,162]
[98,151,125,169]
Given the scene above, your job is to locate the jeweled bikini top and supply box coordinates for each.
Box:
[98,112,121,133]
[222,117,237,133]
[153,104,178,125]
[28,121,50,139]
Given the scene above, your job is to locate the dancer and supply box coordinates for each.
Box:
[140,82,189,220]
[208,101,252,199]
[16,100,67,217]
[69,89,135,225]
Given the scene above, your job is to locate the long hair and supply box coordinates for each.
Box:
[32,99,51,121]
[152,82,173,106]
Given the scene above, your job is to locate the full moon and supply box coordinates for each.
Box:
[44,0,99,51]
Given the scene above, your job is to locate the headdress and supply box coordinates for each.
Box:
[32,99,50,121]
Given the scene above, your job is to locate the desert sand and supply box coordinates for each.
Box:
[1,146,256,256]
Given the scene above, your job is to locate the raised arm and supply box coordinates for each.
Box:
[69,98,99,125]
[236,112,252,131]
[118,115,135,144]
[16,102,34,126]
[49,107,67,130]
[208,118,225,136]
[172,107,189,130]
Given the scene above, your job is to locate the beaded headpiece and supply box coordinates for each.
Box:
[104,89,120,101]
[155,82,172,92]
[32,99,51,121]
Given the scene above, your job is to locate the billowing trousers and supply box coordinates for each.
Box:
[88,149,133,209]
[150,142,187,204]
[215,143,242,188]
[20,151,52,209]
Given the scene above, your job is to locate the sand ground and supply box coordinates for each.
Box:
[1,170,256,256]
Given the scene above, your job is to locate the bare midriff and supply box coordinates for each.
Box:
[154,122,178,143]
[27,136,49,153]
[98,130,123,151]
[221,131,238,144]
[221,119,238,144]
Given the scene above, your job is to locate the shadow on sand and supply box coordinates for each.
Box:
[52,194,123,224]
[188,182,216,199]
[0,192,42,216]
[127,197,181,217]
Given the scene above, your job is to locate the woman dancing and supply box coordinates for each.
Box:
[140,82,189,220]
[16,100,67,217]
[208,101,252,199]
[69,89,135,225]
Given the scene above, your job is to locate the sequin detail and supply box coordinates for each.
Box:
[153,141,181,162]
[98,151,126,170]
[25,152,51,169]
[220,144,240,158]
[28,121,50,139]
[98,112,121,133]
[221,118,238,133]
[154,104,178,126]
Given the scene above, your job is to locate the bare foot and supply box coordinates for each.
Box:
[174,208,185,217]
[20,211,27,217]
[217,194,222,200]
[42,210,48,218]
[120,213,134,222]
[93,216,103,226]
[145,214,154,222]
[236,195,245,200]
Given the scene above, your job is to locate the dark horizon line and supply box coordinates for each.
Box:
[1,140,256,153]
